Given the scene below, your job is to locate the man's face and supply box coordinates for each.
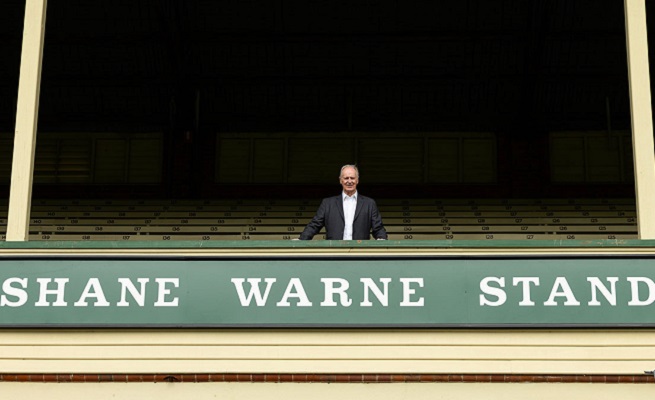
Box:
[340,167,359,195]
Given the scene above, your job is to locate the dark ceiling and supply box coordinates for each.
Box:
[0,0,651,135]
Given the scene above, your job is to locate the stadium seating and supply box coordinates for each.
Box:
[0,198,638,241]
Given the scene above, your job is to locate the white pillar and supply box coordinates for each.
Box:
[624,0,655,239]
[6,0,48,241]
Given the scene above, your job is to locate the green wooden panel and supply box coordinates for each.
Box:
[586,136,621,182]
[428,138,459,183]
[216,132,496,184]
[287,137,354,183]
[16,133,164,185]
[358,138,423,183]
[57,138,92,183]
[216,138,251,183]
[128,138,162,183]
[0,137,12,184]
[462,138,496,183]
[33,138,59,184]
[550,132,635,184]
[253,139,284,183]
[550,136,585,182]
[94,139,127,183]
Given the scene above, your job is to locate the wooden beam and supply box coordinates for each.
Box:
[7,0,48,241]
[624,0,655,239]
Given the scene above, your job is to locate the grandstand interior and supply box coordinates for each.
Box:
[0,0,651,240]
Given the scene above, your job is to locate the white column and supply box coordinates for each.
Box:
[6,0,48,241]
[624,0,655,239]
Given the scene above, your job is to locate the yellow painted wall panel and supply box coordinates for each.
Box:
[0,344,653,361]
[0,358,652,375]
[1,382,654,400]
[3,329,655,346]
[0,330,654,375]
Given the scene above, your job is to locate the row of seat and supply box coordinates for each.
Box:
[0,216,636,225]
[1,233,636,241]
[0,198,638,241]
[16,222,636,233]
[1,210,636,219]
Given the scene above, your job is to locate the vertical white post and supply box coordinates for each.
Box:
[625,0,655,239]
[6,0,48,241]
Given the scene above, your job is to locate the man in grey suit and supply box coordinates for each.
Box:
[298,165,387,240]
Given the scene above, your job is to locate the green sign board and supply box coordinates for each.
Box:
[1,256,655,327]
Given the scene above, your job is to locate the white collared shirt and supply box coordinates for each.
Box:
[342,191,357,240]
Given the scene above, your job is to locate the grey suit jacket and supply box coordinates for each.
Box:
[299,194,387,240]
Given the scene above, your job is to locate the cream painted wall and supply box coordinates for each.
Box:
[1,382,654,400]
[1,329,654,374]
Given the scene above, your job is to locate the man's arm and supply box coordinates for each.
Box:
[370,200,388,240]
[299,199,328,240]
